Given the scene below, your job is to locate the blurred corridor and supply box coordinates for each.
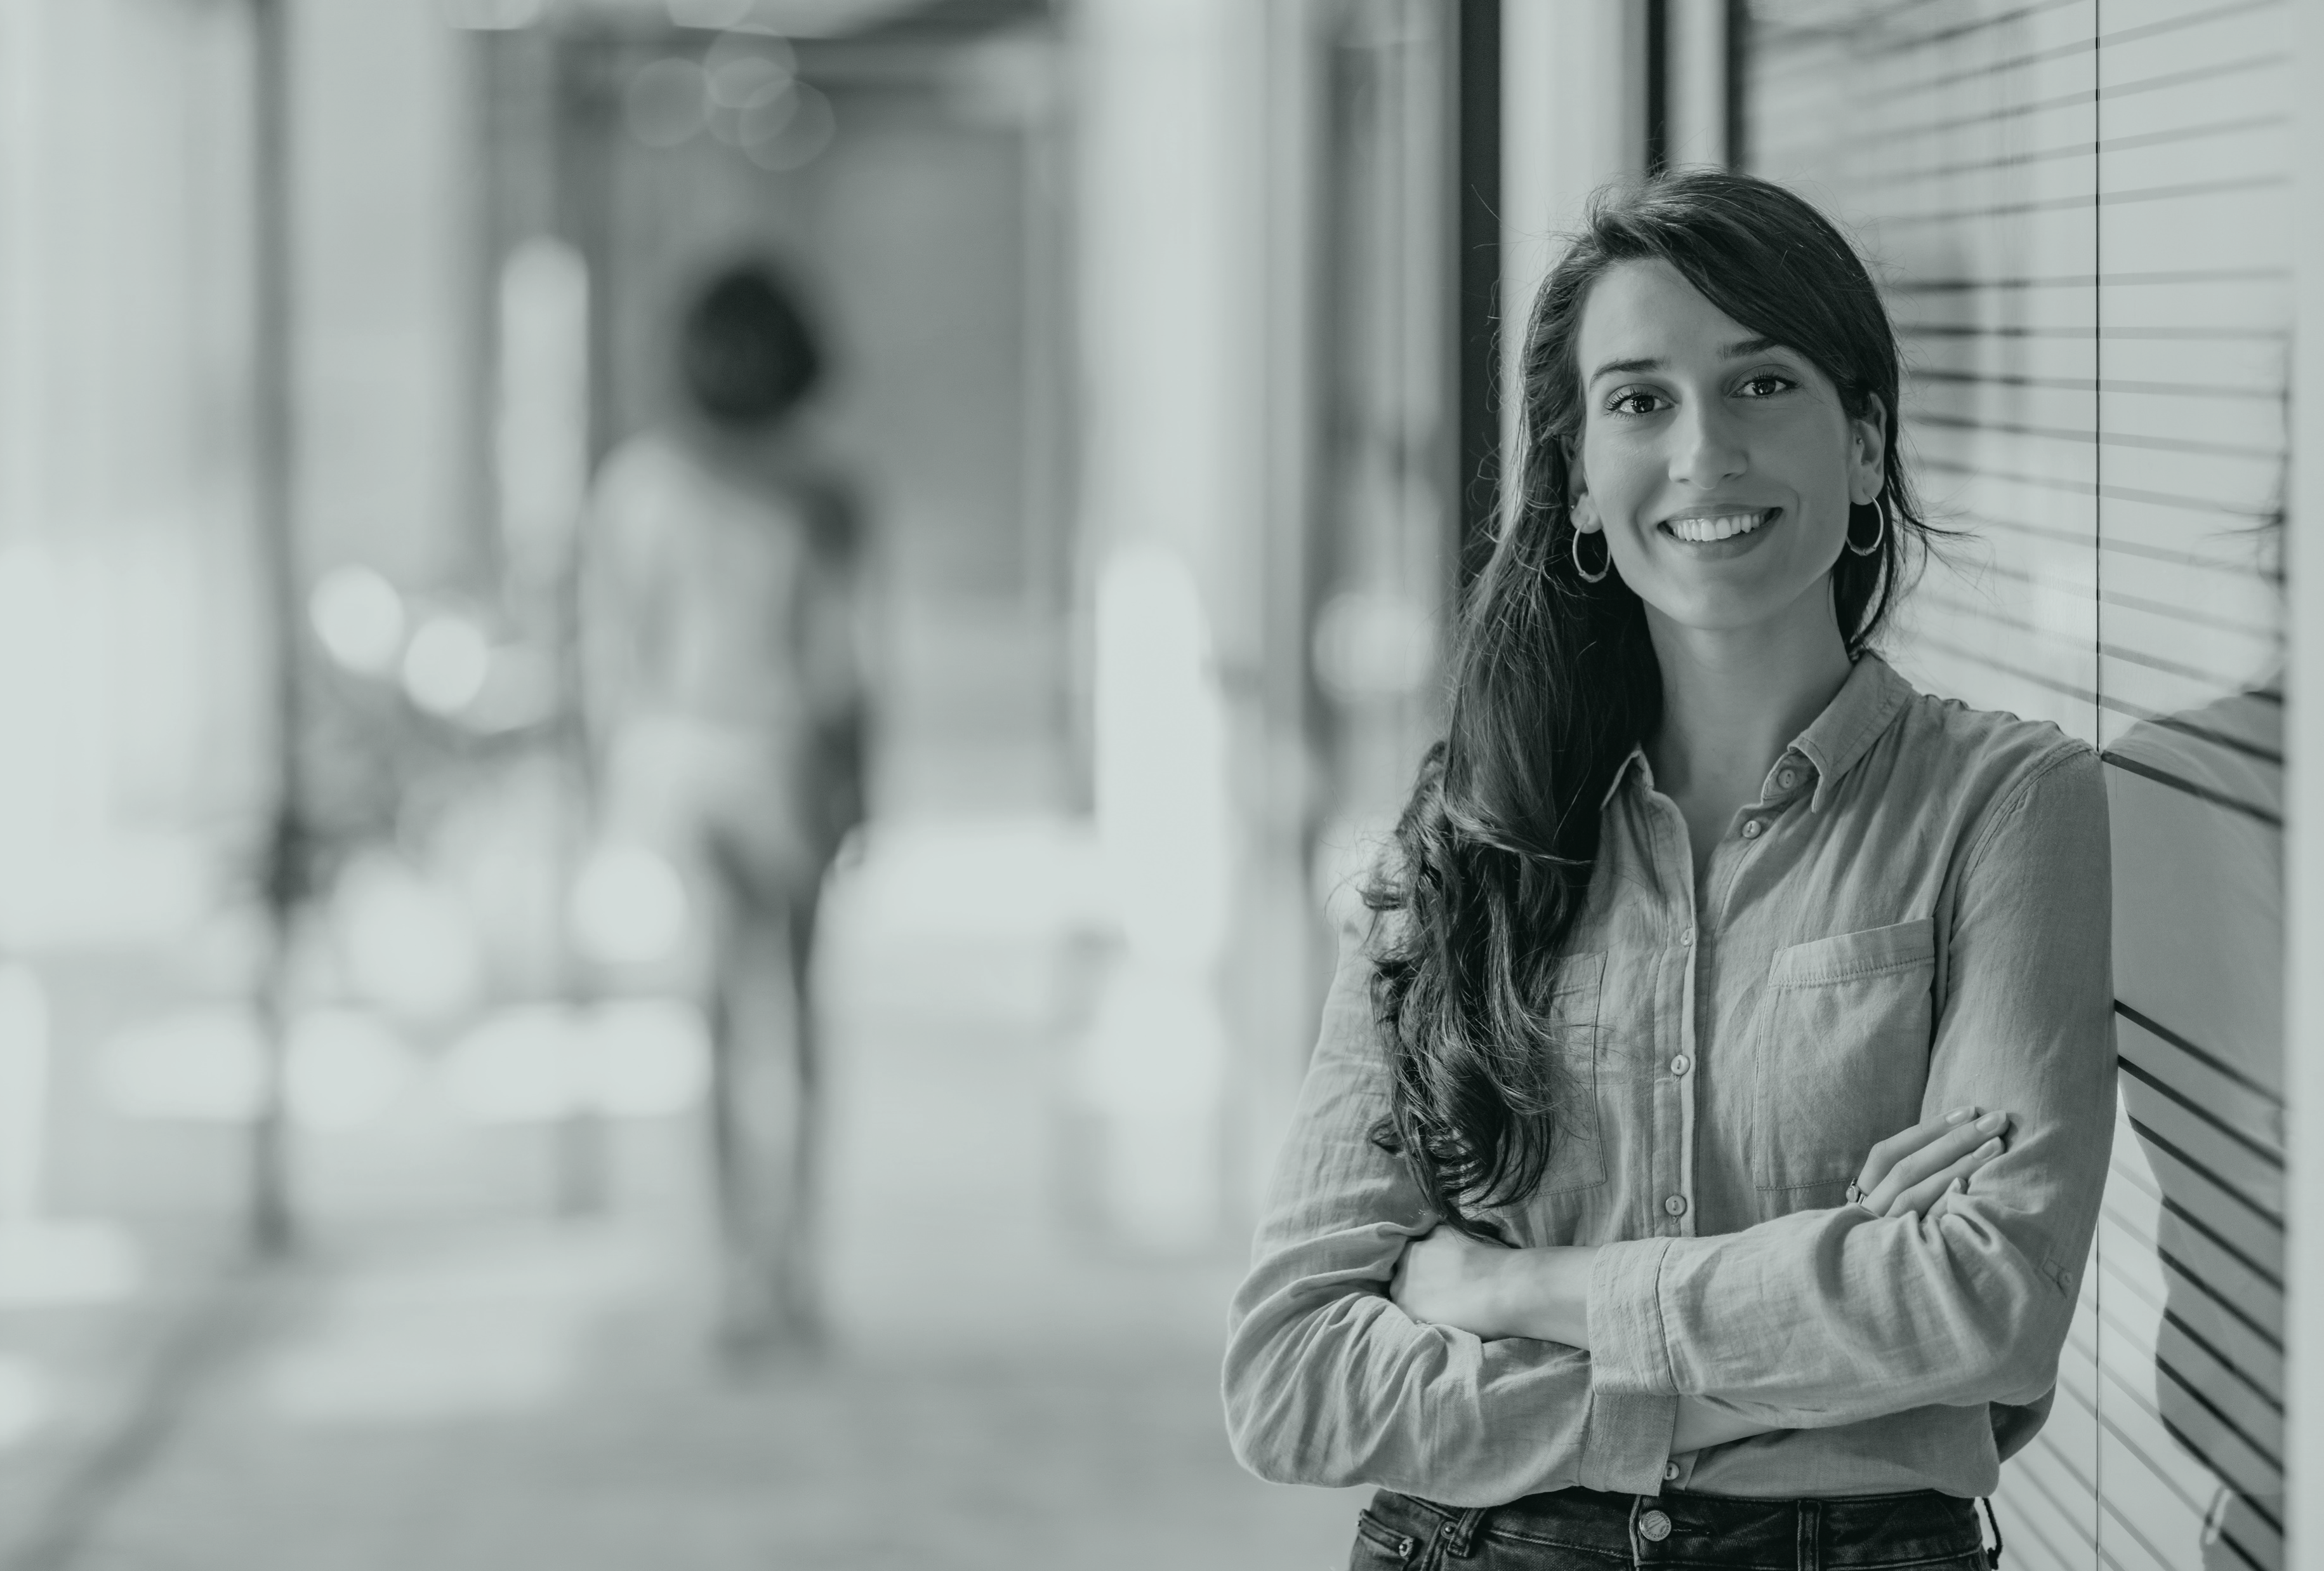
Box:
[0,0,1369,1563]
[3,0,2322,1567]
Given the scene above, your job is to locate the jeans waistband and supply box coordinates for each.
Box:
[1365,1485,1986,1568]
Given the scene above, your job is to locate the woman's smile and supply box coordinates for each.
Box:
[1657,504,1783,555]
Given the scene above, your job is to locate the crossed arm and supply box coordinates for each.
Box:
[1387,1106,2017,1452]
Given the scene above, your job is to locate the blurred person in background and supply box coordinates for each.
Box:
[582,262,868,1355]
[1224,173,2113,1567]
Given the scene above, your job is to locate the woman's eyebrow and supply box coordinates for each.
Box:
[1587,337,1789,387]
[1587,355,1663,385]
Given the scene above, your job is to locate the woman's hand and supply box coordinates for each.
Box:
[1389,1228,1595,1347]
[1388,1226,1509,1337]
[1852,1105,2012,1220]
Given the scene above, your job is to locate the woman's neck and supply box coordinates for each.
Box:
[1642,587,1854,817]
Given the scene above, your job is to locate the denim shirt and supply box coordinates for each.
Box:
[1223,654,2115,1503]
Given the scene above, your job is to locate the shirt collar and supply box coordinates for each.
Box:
[1599,744,1651,810]
[1790,653,1914,811]
[1595,653,1913,814]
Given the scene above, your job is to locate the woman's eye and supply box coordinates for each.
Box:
[1608,390,1665,417]
[1739,373,1795,398]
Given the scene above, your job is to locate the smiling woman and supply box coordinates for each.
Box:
[1223,172,2115,1570]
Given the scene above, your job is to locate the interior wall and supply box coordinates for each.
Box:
[0,0,269,931]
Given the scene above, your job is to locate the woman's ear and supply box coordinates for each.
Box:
[1849,394,1889,505]
[1562,437,1598,528]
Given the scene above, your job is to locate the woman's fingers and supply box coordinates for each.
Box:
[1878,1137,2003,1219]
[1857,1106,1981,1193]
[1862,1111,2010,1213]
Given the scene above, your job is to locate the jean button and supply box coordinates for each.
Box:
[1639,1508,1672,1542]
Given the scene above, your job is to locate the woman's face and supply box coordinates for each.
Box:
[1567,258,1885,638]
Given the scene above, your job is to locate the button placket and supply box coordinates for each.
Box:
[1651,790,1701,1248]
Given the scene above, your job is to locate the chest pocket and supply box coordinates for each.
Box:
[1752,918,1936,1193]
[1536,950,1609,1196]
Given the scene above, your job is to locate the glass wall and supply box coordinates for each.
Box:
[1745,4,2290,1567]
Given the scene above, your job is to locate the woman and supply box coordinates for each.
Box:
[583,262,868,1353]
[1222,172,2113,1568]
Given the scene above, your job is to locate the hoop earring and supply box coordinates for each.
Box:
[1846,492,1889,558]
[1571,527,1611,583]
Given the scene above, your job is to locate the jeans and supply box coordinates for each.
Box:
[1350,1487,1993,1570]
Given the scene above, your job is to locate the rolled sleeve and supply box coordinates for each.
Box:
[1581,748,2114,1424]
[1222,910,1676,1502]
[1585,1236,1678,1396]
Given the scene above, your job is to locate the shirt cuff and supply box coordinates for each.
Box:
[1575,1388,1678,1494]
[1588,1236,1679,1396]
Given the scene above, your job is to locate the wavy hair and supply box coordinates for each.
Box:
[1365,170,1936,1235]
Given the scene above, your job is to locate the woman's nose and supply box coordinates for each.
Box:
[1668,400,1747,488]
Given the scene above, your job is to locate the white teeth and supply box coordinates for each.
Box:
[1667,510,1767,543]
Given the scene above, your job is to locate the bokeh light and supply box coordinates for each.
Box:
[96,1007,267,1122]
[400,614,493,717]
[310,564,407,676]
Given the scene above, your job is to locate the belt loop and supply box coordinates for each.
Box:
[1441,1506,1488,1559]
[1797,1499,1820,1571]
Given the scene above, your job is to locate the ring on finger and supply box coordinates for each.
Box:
[1845,1181,1873,1211]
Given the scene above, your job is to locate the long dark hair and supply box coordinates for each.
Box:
[1366,170,1934,1235]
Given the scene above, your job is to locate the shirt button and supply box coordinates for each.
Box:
[1663,1193,1688,1217]
[1778,768,1798,791]
[1640,1508,1673,1541]
[1741,819,1763,840]
[1679,928,1693,946]
[1670,1054,1690,1077]
[1663,1461,1681,1482]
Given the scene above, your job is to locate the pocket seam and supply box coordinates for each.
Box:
[1766,917,1935,988]
[1538,950,1608,1197]
[1352,1511,1415,1561]
[1771,951,1934,989]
